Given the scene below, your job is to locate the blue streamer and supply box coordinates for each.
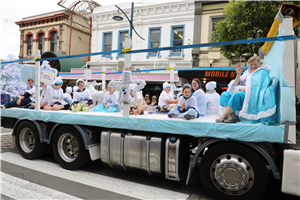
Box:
[1,35,296,64]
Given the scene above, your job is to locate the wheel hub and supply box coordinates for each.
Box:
[58,133,79,162]
[211,154,254,195]
[19,128,35,153]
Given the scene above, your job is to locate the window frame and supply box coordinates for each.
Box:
[169,25,185,57]
[147,27,161,59]
[117,30,129,59]
[27,35,33,56]
[38,33,45,54]
[209,15,224,49]
[102,31,113,59]
[51,31,58,52]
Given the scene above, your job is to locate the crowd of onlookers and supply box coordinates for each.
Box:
[2,56,270,123]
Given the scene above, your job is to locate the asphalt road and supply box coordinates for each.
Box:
[1,127,299,200]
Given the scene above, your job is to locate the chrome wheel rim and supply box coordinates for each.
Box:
[57,133,79,162]
[19,127,35,153]
[210,154,254,195]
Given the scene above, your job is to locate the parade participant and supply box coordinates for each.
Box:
[158,81,179,111]
[216,56,272,123]
[205,81,220,115]
[28,82,48,109]
[129,87,148,115]
[61,86,73,107]
[191,78,206,116]
[26,78,34,90]
[167,84,200,120]
[1,81,41,109]
[72,80,93,112]
[72,79,83,97]
[92,86,120,112]
[43,77,72,111]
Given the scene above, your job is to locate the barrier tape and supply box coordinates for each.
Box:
[1,35,296,65]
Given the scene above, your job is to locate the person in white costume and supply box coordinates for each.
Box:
[191,78,206,116]
[62,86,73,106]
[129,87,148,115]
[43,77,72,111]
[205,81,220,115]
[92,86,120,112]
[158,81,179,111]
[72,80,93,112]
[167,84,200,120]
[29,82,48,109]
[72,79,83,97]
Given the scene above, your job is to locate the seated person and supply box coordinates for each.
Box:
[205,81,220,115]
[150,95,158,106]
[43,77,72,111]
[191,78,206,116]
[61,86,73,109]
[26,78,34,90]
[216,56,274,123]
[29,82,48,109]
[129,88,148,115]
[72,80,92,112]
[92,86,120,112]
[168,84,200,120]
[144,94,151,105]
[1,81,39,109]
[158,82,179,111]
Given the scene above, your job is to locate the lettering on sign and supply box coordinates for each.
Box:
[41,70,57,85]
[204,71,236,78]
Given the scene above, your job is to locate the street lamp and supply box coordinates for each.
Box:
[110,2,146,117]
[113,3,144,40]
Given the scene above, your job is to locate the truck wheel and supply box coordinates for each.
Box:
[52,126,90,170]
[15,121,48,159]
[199,142,268,200]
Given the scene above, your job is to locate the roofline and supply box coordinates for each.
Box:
[23,9,67,19]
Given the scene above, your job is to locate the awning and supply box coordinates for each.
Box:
[41,51,86,72]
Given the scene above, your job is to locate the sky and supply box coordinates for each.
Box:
[0,0,181,60]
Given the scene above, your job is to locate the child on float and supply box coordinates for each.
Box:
[129,86,148,115]
[168,84,200,120]
[205,81,220,115]
[158,81,179,111]
[61,86,73,108]
[29,82,48,109]
[72,80,93,112]
[92,86,120,112]
[43,77,72,111]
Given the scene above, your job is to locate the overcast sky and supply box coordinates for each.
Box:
[0,0,181,60]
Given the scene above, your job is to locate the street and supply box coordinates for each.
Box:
[1,127,299,200]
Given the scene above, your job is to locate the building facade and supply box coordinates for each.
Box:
[90,1,195,71]
[15,10,90,64]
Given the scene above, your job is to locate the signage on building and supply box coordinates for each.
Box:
[178,70,236,79]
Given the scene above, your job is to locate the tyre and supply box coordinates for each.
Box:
[199,142,268,200]
[52,126,90,170]
[15,121,48,159]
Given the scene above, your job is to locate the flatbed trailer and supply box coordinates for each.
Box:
[1,108,299,200]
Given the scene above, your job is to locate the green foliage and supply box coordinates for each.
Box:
[210,1,300,60]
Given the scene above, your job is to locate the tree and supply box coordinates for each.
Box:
[211,1,300,60]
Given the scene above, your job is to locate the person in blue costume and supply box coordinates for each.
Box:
[191,78,206,117]
[216,56,273,123]
[167,84,200,120]
[92,86,120,112]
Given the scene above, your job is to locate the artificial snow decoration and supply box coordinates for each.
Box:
[0,54,27,98]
